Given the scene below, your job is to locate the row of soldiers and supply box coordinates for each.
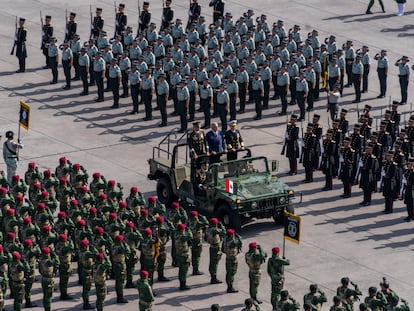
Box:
[282,100,414,218]
[12,2,413,131]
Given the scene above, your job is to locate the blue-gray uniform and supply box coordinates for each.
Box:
[252,76,264,119]
[129,69,141,113]
[246,60,257,76]
[288,62,299,104]
[171,48,184,62]
[376,54,388,97]
[206,59,218,73]
[179,38,190,53]
[154,43,165,60]
[230,31,241,46]
[217,88,230,131]
[123,32,134,47]
[177,85,190,131]
[287,40,297,53]
[327,88,340,121]
[79,52,90,95]
[280,47,290,64]
[345,46,355,86]
[226,78,239,119]
[180,62,191,78]
[223,41,235,56]
[293,31,302,44]
[162,33,173,47]
[263,42,274,57]
[237,22,248,36]
[195,45,206,59]
[296,77,308,119]
[188,53,200,69]
[270,56,282,98]
[200,82,213,127]
[109,63,121,108]
[137,60,148,74]
[188,29,199,44]
[361,52,371,92]
[223,19,233,33]
[277,70,290,114]
[277,25,287,40]
[255,52,266,66]
[207,35,219,51]
[87,45,98,85]
[146,29,158,43]
[245,16,254,29]
[352,60,363,102]
[305,68,316,110]
[172,24,184,41]
[222,65,233,79]
[157,78,169,125]
[303,44,313,59]
[119,56,131,96]
[94,56,106,101]
[142,74,155,120]
[260,66,272,109]
[138,37,148,50]
[229,56,239,70]
[328,63,341,90]
[103,50,114,90]
[196,68,208,84]
[48,43,59,83]
[196,23,207,43]
[309,36,320,49]
[327,41,337,55]
[97,36,109,50]
[296,54,306,69]
[144,51,156,67]
[397,60,410,104]
[213,50,223,64]
[3,137,23,184]
[246,37,255,52]
[112,41,123,57]
[210,73,221,116]
[213,27,224,43]
[236,45,249,61]
[62,46,73,88]
[187,78,199,120]
[237,69,249,112]
[71,39,82,79]
[270,33,280,48]
[170,71,182,113]
[254,29,266,44]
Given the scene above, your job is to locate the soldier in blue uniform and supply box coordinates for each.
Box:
[41,15,53,69]
[395,56,410,104]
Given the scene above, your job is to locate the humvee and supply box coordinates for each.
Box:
[148,130,298,231]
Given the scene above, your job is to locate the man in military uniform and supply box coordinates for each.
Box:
[65,12,77,41]
[302,123,316,183]
[209,0,224,23]
[337,277,362,310]
[267,247,290,308]
[94,253,111,311]
[175,223,192,290]
[47,37,59,84]
[61,41,73,90]
[138,2,152,35]
[115,4,127,37]
[79,47,90,96]
[153,216,170,282]
[176,79,190,132]
[41,15,53,69]
[188,211,208,275]
[137,270,155,311]
[14,18,27,73]
[10,252,29,311]
[161,0,174,31]
[187,0,201,31]
[321,129,336,191]
[245,242,267,304]
[374,49,388,98]
[140,228,156,286]
[382,151,397,214]
[39,247,59,311]
[364,286,388,310]
[188,121,208,180]
[91,8,104,39]
[282,115,300,175]
[3,131,23,184]
[395,56,410,104]
[205,218,224,284]
[22,239,40,308]
[352,54,363,103]
[340,137,355,198]
[225,120,244,161]
[276,290,300,311]
[55,233,74,300]
[142,70,155,121]
[404,158,414,221]
[156,73,169,126]
[108,58,121,109]
[112,234,130,303]
[221,228,241,293]
[304,284,327,311]
[79,240,95,309]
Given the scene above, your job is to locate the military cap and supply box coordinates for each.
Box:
[381,49,387,54]
[380,277,390,287]
[330,58,338,63]
[228,120,237,126]
[272,247,280,254]
[245,298,254,306]
[392,100,399,106]
[211,304,221,311]
[42,247,51,255]
[341,108,348,113]
[281,290,289,297]
[402,55,409,61]
[44,15,52,20]
[346,40,353,45]
[333,119,340,124]
[307,123,313,128]
[118,3,125,8]
[90,207,97,215]
[320,44,326,48]
[144,227,152,236]
[6,208,15,216]
[344,137,351,142]
[192,121,201,127]
[115,234,124,241]
[408,158,414,164]
[337,49,343,53]
[59,233,67,242]
[329,35,336,40]
[80,240,89,248]
[96,7,102,12]
[19,17,26,22]
[354,124,361,129]
[210,217,219,225]
[12,252,21,261]
[34,183,41,190]
[310,284,318,291]
[395,141,402,147]
[143,1,149,5]
[80,47,87,52]
[313,114,321,119]
[23,239,33,247]
[356,54,362,59]
[226,229,235,236]
[249,242,257,249]
[390,296,399,304]
[70,12,76,17]
[326,129,334,135]
[141,209,149,216]
[63,41,70,46]
[380,121,387,126]
[341,277,350,284]
[177,223,186,231]
[7,232,16,240]
[6,130,14,138]
[0,245,3,252]
[42,225,52,233]
[291,114,298,120]
[58,211,66,218]
[96,253,104,261]
[385,109,392,115]
[28,161,36,169]
[400,128,406,133]
[73,34,80,39]
[220,83,226,87]
[15,195,24,202]
[77,219,86,226]
[70,199,79,205]
[12,174,19,181]
[362,45,369,50]
[95,227,104,235]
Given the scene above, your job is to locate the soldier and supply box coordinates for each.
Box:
[138,2,151,36]
[108,58,121,109]
[177,79,190,132]
[242,298,261,311]
[352,55,363,103]
[188,211,208,275]
[10,252,29,311]
[137,270,155,311]
[379,277,398,303]
[119,51,131,98]
[115,4,127,37]
[304,284,327,311]
[283,115,300,175]
[358,143,378,206]
[79,240,95,309]
[250,71,263,120]
[268,247,290,308]
[0,245,7,311]
[364,286,388,310]
[340,137,355,198]
[209,0,224,23]
[152,216,169,282]
[175,223,192,290]
[93,52,105,101]
[217,84,230,131]
[111,234,130,303]
[302,123,317,183]
[321,129,337,191]
[350,124,364,183]
[245,242,267,304]
[55,233,74,300]
[296,72,308,121]
[188,72,199,122]
[361,45,371,93]
[91,8,104,39]
[142,70,155,121]
[277,66,290,116]
[330,296,344,311]
[156,73,169,126]
[276,290,300,311]
[161,0,174,31]
[327,84,341,121]
[374,50,388,98]
[337,277,362,310]
[71,34,82,81]
[47,37,59,84]
[205,218,224,284]
[14,18,27,73]
[140,228,156,286]
[225,120,244,161]
[41,15,53,69]
[79,47,90,96]
[3,130,23,184]
[237,64,249,114]
[94,253,111,311]
[395,56,410,104]
[61,41,73,90]
[187,0,201,31]
[222,229,242,293]
[39,247,59,311]
[404,158,414,221]
[65,12,77,41]
[200,78,214,129]
[22,239,40,308]
[382,151,397,214]
[388,296,410,311]
[188,121,208,172]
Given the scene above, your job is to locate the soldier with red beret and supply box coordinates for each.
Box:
[245,242,267,304]
[222,228,242,293]
[267,246,290,308]
[175,223,193,290]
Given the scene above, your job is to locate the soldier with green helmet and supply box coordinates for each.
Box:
[137,270,155,311]
[55,233,74,300]
[10,251,29,311]
[175,223,193,290]
[276,290,300,311]
[139,227,156,285]
[330,295,345,311]
[303,284,327,311]
[124,221,142,288]
[364,286,387,311]
[22,239,40,307]
[222,228,242,293]
[241,298,261,311]
[388,296,410,311]
[188,210,208,275]
[39,247,59,311]
[268,246,290,307]
[94,253,112,311]
[337,277,362,311]
[245,242,267,304]
[79,239,96,309]
[205,217,225,284]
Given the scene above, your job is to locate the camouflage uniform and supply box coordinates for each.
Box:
[140,228,156,285]
[137,270,155,311]
[303,284,328,311]
[39,248,59,311]
[205,218,225,284]
[22,240,41,307]
[79,240,96,309]
[0,247,9,310]
[168,202,188,266]
[175,223,192,290]
[55,234,74,299]
[267,247,290,307]
[10,252,29,311]
[94,253,112,311]
[111,234,131,303]
[188,211,208,275]
[222,229,242,293]
[155,216,171,282]
[245,242,267,304]
[275,290,300,311]
[124,222,143,288]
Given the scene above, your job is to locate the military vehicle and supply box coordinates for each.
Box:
[148,130,298,230]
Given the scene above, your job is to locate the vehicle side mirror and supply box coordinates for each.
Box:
[271,160,278,172]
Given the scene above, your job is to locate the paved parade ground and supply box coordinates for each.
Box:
[1,0,414,309]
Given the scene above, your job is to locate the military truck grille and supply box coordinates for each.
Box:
[257,198,278,209]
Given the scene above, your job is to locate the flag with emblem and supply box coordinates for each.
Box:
[19,100,30,131]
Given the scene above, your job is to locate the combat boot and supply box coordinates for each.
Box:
[157,273,170,282]
[227,286,238,293]
[210,277,222,284]
[60,293,73,300]
[24,299,37,308]
[117,295,128,303]
[83,302,95,309]
[192,268,203,275]
[125,281,135,288]
[179,281,190,290]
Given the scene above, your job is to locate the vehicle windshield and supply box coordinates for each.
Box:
[214,157,268,181]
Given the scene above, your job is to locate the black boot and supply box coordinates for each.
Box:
[117,295,128,303]
[210,277,222,284]
[158,273,170,282]
[179,281,190,290]
[192,268,203,276]
[125,281,135,288]
[227,286,238,293]
[60,293,73,300]
[25,298,37,308]
[83,302,95,309]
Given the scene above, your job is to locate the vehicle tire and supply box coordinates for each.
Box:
[156,176,176,206]
[273,204,294,225]
[216,204,242,231]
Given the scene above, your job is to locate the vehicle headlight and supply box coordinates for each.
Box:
[279,196,286,204]
[251,201,257,208]
[288,189,294,196]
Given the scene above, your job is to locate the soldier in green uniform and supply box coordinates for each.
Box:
[79,239,96,309]
[276,290,301,311]
[154,216,170,282]
[124,221,142,288]
[137,270,155,311]
[55,233,74,300]
[337,277,362,311]
[189,211,208,275]
[188,121,208,179]
[330,296,345,311]
[205,217,225,284]
[10,252,29,311]
[139,228,156,286]
[175,223,193,290]
[304,284,328,311]
[0,245,9,311]
[222,228,242,293]
[39,247,59,311]
[388,296,410,311]
[245,242,267,304]
[242,298,261,311]
[364,286,388,311]
[111,234,130,303]
[267,247,290,308]
[94,253,112,311]
[168,202,188,266]
[126,187,146,217]
[22,239,40,307]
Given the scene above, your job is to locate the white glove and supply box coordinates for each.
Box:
[320,147,324,154]
[358,159,363,167]
[381,170,385,177]
[284,131,288,139]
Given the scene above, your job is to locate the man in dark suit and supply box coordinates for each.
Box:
[206,122,226,164]
[14,18,27,73]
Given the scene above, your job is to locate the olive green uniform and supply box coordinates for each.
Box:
[23,245,41,306]
[174,228,193,289]
[245,246,267,303]
[79,248,96,308]
[55,240,74,298]
[39,254,59,311]
[137,277,155,311]
[268,254,290,307]
[155,223,171,281]
[125,230,142,287]
[111,240,131,302]
[189,215,208,275]
[205,224,225,282]
[139,235,156,285]
[94,258,112,311]
[10,259,29,311]
[222,233,242,292]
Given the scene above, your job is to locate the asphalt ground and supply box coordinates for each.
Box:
[0,0,414,310]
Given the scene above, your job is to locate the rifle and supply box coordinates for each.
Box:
[137,0,141,37]
[10,16,18,55]
[161,0,165,25]
[113,1,117,37]
[299,121,304,163]
[89,5,93,39]
[281,114,289,155]
[40,11,44,49]
[64,9,68,41]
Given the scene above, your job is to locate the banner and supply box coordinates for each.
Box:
[283,211,301,244]
[19,100,30,130]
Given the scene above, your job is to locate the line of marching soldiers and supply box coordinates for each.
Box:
[282,101,414,219]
